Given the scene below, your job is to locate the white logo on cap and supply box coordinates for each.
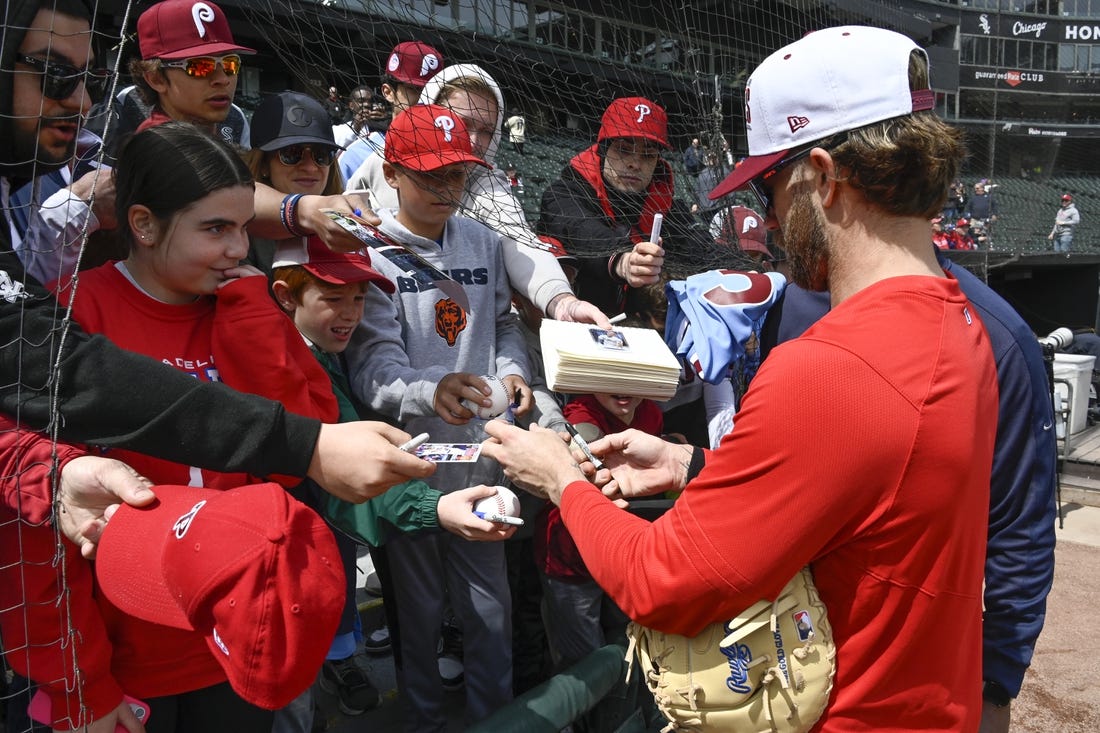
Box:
[212,627,229,656]
[173,500,207,539]
[420,54,439,77]
[192,2,215,39]
[742,215,759,234]
[634,103,651,124]
[388,53,400,72]
[435,114,455,141]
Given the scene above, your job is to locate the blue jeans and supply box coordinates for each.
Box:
[1054,230,1073,253]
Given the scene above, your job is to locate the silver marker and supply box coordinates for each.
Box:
[398,432,430,452]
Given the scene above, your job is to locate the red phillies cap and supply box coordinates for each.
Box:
[138,0,255,60]
[385,41,444,87]
[272,236,395,291]
[1062,194,1073,201]
[95,483,344,709]
[598,97,670,148]
[956,218,970,227]
[385,104,490,172]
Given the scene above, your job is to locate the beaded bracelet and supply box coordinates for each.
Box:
[279,193,310,237]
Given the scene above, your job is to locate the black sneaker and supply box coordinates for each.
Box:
[363,624,391,655]
[318,655,381,716]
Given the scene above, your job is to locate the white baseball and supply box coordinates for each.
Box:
[461,374,511,419]
[472,486,521,519]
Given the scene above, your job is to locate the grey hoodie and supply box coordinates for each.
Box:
[345,63,573,313]
[344,209,530,491]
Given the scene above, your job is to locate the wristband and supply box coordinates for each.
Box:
[685,447,706,484]
[279,193,310,237]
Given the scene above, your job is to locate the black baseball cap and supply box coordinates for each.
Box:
[250,91,343,152]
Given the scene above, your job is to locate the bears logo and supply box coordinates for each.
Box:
[435,298,467,346]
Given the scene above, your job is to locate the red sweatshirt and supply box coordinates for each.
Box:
[4,265,339,717]
[0,419,122,727]
[559,275,997,732]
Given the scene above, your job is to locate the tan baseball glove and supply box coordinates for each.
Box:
[627,567,835,733]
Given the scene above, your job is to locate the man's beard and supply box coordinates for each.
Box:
[777,190,830,292]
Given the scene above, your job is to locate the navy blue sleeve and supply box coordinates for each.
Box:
[948,258,1057,696]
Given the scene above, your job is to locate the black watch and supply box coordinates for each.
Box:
[982,680,1012,708]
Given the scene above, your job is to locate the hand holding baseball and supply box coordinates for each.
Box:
[437,486,517,541]
[435,373,510,423]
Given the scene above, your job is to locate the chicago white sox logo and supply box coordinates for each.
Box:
[192,2,215,38]
[172,500,207,539]
[420,54,440,77]
[634,103,651,124]
[435,114,455,141]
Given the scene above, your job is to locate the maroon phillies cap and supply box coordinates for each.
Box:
[138,0,255,61]
[385,104,490,172]
[716,205,770,256]
[272,236,395,291]
[96,483,344,709]
[598,97,670,148]
[384,41,444,87]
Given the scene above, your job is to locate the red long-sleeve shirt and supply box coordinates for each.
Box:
[560,275,997,732]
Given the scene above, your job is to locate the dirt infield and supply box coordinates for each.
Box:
[1012,509,1100,732]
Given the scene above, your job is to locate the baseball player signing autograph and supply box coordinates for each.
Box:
[484,26,997,732]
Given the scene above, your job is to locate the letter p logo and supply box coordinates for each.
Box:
[634,103,651,124]
[192,2,215,38]
[435,114,456,142]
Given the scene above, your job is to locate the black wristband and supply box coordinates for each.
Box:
[982,680,1012,708]
[685,447,706,483]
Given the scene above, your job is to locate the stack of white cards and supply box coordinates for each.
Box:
[540,320,681,401]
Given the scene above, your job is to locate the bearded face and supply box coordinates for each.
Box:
[776,187,831,292]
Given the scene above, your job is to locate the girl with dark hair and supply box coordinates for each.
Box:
[38,121,339,733]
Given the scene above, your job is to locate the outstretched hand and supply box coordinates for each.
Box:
[549,294,613,329]
[481,422,585,504]
[300,191,379,253]
[57,456,155,559]
[587,429,695,501]
[308,422,435,502]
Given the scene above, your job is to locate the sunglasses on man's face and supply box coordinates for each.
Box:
[276,145,337,167]
[17,54,111,101]
[747,133,847,214]
[161,54,241,79]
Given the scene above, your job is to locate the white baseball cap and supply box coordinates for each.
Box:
[709,26,935,201]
